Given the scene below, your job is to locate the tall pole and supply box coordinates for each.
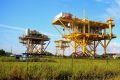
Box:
[74,41,77,54]
[88,21,90,33]
[93,41,96,58]
[71,41,76,74]
[104,29,107,58]
[82,37,86,55]
[63,48,65,57]
[107,18,113,38]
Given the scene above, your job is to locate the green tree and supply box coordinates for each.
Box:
[0,49,6,56]
[0,49,12,56]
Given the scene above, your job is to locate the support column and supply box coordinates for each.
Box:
[107,18,113,38]
[93,41,96,58]
[40,44,43,53]
[74,41,77,53]
[88,21,90,33]
[104,40,107,58]
[83,24,86,33]
[28,39,33,53]
[27,39,30,53]
[82,37,86,54]
[104,29,107,58]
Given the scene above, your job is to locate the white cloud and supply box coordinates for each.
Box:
[41,31,60,37]
[0,24,25,31]
[95,0,120,19]
[0,23,60,54]
[106,0,120,19]
[108,42,120,53]
[0,23,59,37]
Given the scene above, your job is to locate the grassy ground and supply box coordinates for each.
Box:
[0,56,120,80]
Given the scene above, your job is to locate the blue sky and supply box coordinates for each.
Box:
[0,0,120,55]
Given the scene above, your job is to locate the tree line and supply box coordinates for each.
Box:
[0,49,12,56]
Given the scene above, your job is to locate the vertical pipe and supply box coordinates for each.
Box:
[93,41,96,58]
[28,39,32,53]
[30,40,33,53]
[41,42,43,53]
[56,47,57,56]
[83,23,86,33]
[74,41,77,53]
[107,18,113,38]
[104,40,107,58]
[63,48,65,57]
[109,23,112,37]
[88,21,90,33]
[82,37,86,54]
[104,29,107,58]
[27,39,30,53]
[71,41,76,75]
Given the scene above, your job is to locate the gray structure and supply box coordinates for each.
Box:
[19,29,50,54]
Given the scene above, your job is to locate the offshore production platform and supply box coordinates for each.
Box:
[19,29,50,55]
[52,12,116,58]
[55,40,70,56]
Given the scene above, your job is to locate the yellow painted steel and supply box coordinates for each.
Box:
[55,40,70,56]
[52,13,116,58]
[104,29,107,58]
[107,18,113,38]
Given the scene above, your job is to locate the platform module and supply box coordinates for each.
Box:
[52,12,116,58]
[55,40,70,56]
[19,29,50,55]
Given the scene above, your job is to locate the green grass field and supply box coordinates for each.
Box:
[0,57,120,80]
